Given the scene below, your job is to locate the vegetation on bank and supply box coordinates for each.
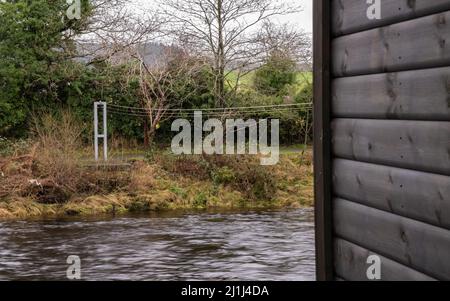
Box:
[0,111,313,220]
[0,144,313,220]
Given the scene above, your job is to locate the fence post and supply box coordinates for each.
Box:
[94,102,108,162]
[94,102,99,161]
[103,102,108,161]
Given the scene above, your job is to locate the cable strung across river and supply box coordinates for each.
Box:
[106,103,313,118]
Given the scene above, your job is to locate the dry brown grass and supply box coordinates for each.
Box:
[274,150,314,207]
[0,197,58,219]
[30,111,85,201]
[0,113,314,219]
[0,142,39,198]
[127,161,156,192]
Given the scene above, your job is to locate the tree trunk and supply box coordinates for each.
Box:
[143,119,150,147]
[215,0,226,107]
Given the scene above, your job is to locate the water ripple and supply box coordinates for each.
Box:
[0,209,315,281]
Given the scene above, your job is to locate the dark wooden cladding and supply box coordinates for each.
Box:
[334,239,436,281]
[334,198,450,280]
[319,0,450,281]
[332,11,450,77]
[313,0,334,281]
[332,67,450,121]
[332,119,450,176]
[333,159,450,229]
[332,0,450,36]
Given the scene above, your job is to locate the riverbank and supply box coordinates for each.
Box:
[0,150,313,220]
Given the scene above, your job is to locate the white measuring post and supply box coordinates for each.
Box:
[94,102,108,162]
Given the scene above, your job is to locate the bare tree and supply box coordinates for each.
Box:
[133,50,209,146]
[257,21,312,71]
[159,0,302,107]
[65,0,164,65]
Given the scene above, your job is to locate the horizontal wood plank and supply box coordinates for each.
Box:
[332,11,450,77]
[333,198,450,280]
[332,67,450,120]
[334,238,436,281]
[333,159,450,229]
[332,0,450,36]
[332,119,450,175]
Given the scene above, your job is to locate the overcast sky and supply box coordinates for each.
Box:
[283,0,312,33]
[130,0,313,33]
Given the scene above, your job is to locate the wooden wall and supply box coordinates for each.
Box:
[315,0,450,281]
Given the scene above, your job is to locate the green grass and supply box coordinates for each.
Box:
[279,144,308,154]
[295,72,312,87]
[225,70,255,91]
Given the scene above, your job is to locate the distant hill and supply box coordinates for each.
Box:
[73,42,172,67]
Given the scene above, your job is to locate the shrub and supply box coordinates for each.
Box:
[128,161,155,193]
[0,136,11,156]
[0,111,85,203]
[232,160,277,201]
[295,82,313,104]
[203,155,277,201]
[253,54,297,96]
[211,166,236,185]
[30,111,85,200]
[157,153,211,180]
[295,83,313,143]
[0,136,30,157]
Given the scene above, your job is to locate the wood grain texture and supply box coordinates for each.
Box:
[333,198,450,280]
[332,119,450,175]
[330,0,450,282]
[332,0,450,36]
[332,11,450,77]
[334,238,436,281]
[333,159,450,229]
[332,67,450,120]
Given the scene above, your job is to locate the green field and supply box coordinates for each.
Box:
[226,71,312,93]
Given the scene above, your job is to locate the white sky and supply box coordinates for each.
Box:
[130,0,313,33]
[282,0,313,33]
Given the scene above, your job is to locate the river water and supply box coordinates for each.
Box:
[0,208,315,281]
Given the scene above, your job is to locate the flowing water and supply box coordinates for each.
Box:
[0,208,315,281]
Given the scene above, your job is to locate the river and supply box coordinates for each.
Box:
[0,208,315,281]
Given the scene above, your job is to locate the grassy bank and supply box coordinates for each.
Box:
[0,147,313,220]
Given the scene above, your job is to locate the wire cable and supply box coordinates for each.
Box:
[107,102,312,112]
[107,106,313,118]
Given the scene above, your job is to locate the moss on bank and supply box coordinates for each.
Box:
[0,151,313,220]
